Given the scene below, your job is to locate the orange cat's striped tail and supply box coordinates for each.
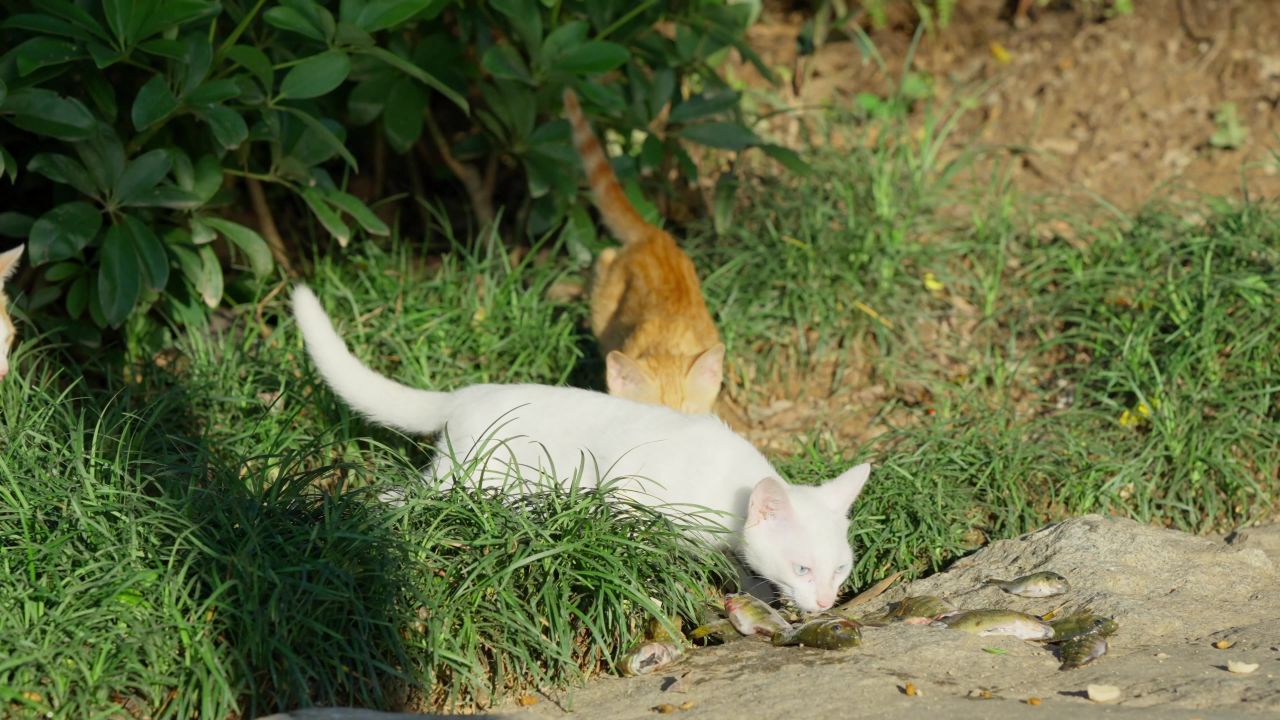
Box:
[563,88,651,245]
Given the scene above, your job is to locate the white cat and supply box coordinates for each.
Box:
[0,244,25,381]
[292,285,872,612]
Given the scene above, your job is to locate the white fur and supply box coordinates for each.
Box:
[292,285,872,612]
[0,244,24,381]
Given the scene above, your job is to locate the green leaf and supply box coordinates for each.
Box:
[131,75,180,130]
[678,122,761,150]
[176,35,216,97]
[123,214,169,290]
[482,44,533,84]
[74,126,126,196]
[65,274,89,319]
[189,217,215,245]
[760,144,811,175]
[301,187,351,246]
[279,51,351,100]
[28,1,110,44]
[191,154,222,203]
[225,45,274,92]
[347,74,395,125]
[28,202,102,264]
[196,245,223,307]
[203,217,273,278]
[540,21,587,63]
[278,106,359,170]
[3,12,97,43]
[358,46,468,112]
[382,78,426,153]
[0,212,33,238]
[196,105,249,149]
[28,153,98,197]
[551,41,629,75]
[669,90,741,124]
[187,79,242,105]
[127,186,204,210]
[44,262,81,282]
[2,88,95,140]
[114,149,172,205]
[492,0,542,55]
[355,0,440,32]
[86,41,124,68]
[263,6,327,42]
[322,189,390,236]
[98,222,143,326]
[82,68,118,121]
[137,0,221,40]
[102,0,135,45]
[0,79,6,107]
[13,37,82,76]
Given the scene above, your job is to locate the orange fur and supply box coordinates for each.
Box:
[563,89,724,414]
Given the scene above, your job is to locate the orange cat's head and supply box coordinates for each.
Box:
[0,244,24,381]
[606,344,725,414]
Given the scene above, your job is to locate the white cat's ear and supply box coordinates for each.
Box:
[823,463,871,513]
[606,351,658,402]
[0,245,23,282]
[683,343,724,410]
[746,477,796,528]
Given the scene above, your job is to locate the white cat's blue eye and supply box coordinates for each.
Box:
[794,565,810,576]
[834,565,848,576]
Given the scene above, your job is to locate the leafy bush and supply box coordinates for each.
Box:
[0,0,787,352]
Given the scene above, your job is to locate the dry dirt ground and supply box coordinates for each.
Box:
[751,0,1280,210]
[265,516,1280,720]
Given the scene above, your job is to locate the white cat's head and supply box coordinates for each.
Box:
[738,463,871,613]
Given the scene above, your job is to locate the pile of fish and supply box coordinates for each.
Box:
[620,570,1117,676]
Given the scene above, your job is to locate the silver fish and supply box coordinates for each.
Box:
[935,609,1054,640]
[983,571,1070,598]
[723,593,790,637]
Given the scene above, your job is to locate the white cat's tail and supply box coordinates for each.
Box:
[292,285,453,435]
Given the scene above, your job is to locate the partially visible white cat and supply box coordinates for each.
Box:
[0,244,25,381]
[292,285,872,612]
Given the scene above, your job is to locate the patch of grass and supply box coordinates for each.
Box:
[0,237,727,718]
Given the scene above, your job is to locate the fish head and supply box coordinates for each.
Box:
[739,465,870,613]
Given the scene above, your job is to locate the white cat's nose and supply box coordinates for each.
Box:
[816,598,834,610]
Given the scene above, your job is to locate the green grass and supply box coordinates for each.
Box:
[2,107,1278,718]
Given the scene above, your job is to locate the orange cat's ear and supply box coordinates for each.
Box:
[0,244,23,282]
[606,351,659,403]
[684,343,725,411]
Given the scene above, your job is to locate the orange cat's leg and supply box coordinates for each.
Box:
[590,248,623,339]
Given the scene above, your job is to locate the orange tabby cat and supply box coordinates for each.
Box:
[563,89,724,414]
[0,244,25,381]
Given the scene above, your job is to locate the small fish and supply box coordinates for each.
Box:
[688,618,735,640]
[1048,612,1118,642]
[1058,634,1107,670]
[620,641,684,676]
[723,593,790,637]
[771,616,862,650]
[863,595,958,626]
[935,609,1054,640]
[983,571,1070,598]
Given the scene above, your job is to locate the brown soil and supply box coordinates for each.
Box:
[748,0,1280,210]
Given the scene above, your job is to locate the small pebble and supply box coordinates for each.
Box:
[1227,661,1259,674]
[1087,684,1121,703]
[1026,697,1042,706]
[1154,652,1169,659]
[1213,640,1235,650]
[678,701,695,710]
[968,688,994,699]
[516,695,538,707]
[903,682,919,697]
[654,703,678,714]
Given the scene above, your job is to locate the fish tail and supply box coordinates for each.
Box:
[563,88,654,246]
